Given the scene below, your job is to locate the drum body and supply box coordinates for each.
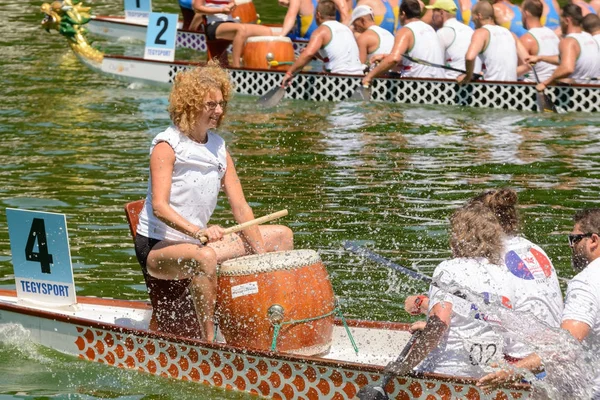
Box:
[231,0,257,24]
[217,250,335,355]
[242,36,295,71]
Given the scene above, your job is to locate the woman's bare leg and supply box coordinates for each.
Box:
[215,23,274,67]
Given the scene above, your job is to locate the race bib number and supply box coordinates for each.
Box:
[463,338,503,366]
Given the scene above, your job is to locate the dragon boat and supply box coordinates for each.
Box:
[0,203,531,400]
[41,0,600,111]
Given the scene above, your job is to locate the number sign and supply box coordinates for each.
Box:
[124,0,152,21]
[6,208,76,307]
[144,13,178,62]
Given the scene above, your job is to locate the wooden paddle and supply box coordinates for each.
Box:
[357,331,423,400]
[402,54,484,81]
[530,65,557,113]
[198,209,288,243]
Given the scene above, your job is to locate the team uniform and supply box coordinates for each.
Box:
[567,32,600,82]
[594,33,600,49]
[135,126,228,339]
[319,21,365,74]
[497,1,527,37]
[479,25,518,81]
[541,0,560,30]
[454,0,473,26]
[436,17,482,79]
[366,25,395,62]
[401,20,445,78]
[292,0,319,39]
[522,27,559,83]
[502,236,564,358]
[374,0,397,34]
[417,258,515,378]
[562,257,600,398]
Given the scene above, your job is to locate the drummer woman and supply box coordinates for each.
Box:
[390,202,515,378]
[135,62,293,341]
[191,0,274,67]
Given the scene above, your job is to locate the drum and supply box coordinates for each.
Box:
[231,0,257,24]
[242,36,295,71]
[217,250,335,355]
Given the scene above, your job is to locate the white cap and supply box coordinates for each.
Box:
[350,5,374,25]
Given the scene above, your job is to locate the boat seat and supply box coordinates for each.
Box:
[123,200,203,340]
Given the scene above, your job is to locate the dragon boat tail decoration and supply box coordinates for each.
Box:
[41,0,103,64]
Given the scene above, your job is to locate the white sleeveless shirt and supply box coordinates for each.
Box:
[567,32,600,82]
[594,33,600,49]
[402,20,445,78]
[437,18,482,79]
[137,126,228,242]
[523,27,559,83]
[366,25,395,61]
[480,25,518,81]
[319,21,365,75]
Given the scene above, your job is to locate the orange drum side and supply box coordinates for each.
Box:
[242,38,295,71]
[217,256,335,356]
[231,1,257,23]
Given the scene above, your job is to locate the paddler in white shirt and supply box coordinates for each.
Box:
[362,0,445,86]
[281,0,364,86]
[527,3,600,90]
[458,1,528,83]
[519,0,560,82]
[583,13,600,47]
[425,0,482,79]
[350,5,395,65]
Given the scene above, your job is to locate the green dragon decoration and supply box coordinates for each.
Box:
[41,0,104,63]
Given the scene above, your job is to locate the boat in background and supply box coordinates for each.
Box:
[41,1,600,111]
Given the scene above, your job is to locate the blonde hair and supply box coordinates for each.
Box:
[450,202,505,265]
[168,61,232,136]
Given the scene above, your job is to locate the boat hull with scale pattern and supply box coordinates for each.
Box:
[0,289,531,399]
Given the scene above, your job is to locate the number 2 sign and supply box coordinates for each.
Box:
[6,208,76,307]
[144,13,178,62]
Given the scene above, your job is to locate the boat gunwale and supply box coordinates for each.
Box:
[0,288,530,391]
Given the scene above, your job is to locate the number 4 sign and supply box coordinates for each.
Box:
[144,13,178,62]
[6,208,76,307]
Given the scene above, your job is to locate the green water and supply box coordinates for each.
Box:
[0,0,599,398]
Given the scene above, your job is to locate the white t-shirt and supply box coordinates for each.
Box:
[137,126,228,242]
[417,257,515,378]
[319,21,365,75]
[522,27,559,83]
[480,25,518,81]
[437,18,482,79]
[366,25,395,61]
[502,236,564,358]
[401,20,445,78]
[562,257,600,396]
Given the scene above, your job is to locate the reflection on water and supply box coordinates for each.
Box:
[1,0,600,397]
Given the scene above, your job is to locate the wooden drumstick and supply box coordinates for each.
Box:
[199,209,288,244]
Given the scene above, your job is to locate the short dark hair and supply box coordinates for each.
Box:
[582,13,600,33]
[563,3,584,26]
[573,208,600,234]
[317,0,337,18]
[400,0,422,19]
[522,0,543,18]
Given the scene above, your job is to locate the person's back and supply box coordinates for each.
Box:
[356,0,398,33]
[494,0,528,36]
[440,18,482,78]
[319,20,365,74]
[567,31,600,81]
[401,20,445,78]
[480,24,518,81]
[541,0,561,29]
[523,27,559,82]
[366,25,395,60]
[572,0,598,16]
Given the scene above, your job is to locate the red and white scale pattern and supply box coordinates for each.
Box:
[74,325,529,400]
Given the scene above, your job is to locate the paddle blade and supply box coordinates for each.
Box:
[356,385,390,400]
[349,85,371,101]
[536,91,557,113]
[257,86,286,107]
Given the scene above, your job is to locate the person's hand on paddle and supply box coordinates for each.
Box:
[525,55,541,65]
[409,320,426,333]
[456,74,471,85]
[194,224,225,243]
[281,71,294,88]
[477,364,520,393]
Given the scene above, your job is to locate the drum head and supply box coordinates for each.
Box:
[245,36,293,44]
[220,249,321,276]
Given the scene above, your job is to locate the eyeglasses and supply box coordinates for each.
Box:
[568,232,596,246]
[204,101,227,110]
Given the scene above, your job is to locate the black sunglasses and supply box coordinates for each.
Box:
[568,232,597,246]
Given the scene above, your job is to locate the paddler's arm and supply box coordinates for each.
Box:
[385,302,451,377]
[477,353,543,391]
[331,0,351,24]
[514,32,531,76]
[280,0,301,37]
[517,32,536,77]
[362,27,412,86]
[534,38,577,91]
[222,151,266,254]
[458,28,488,84]
[282,26,327,86]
